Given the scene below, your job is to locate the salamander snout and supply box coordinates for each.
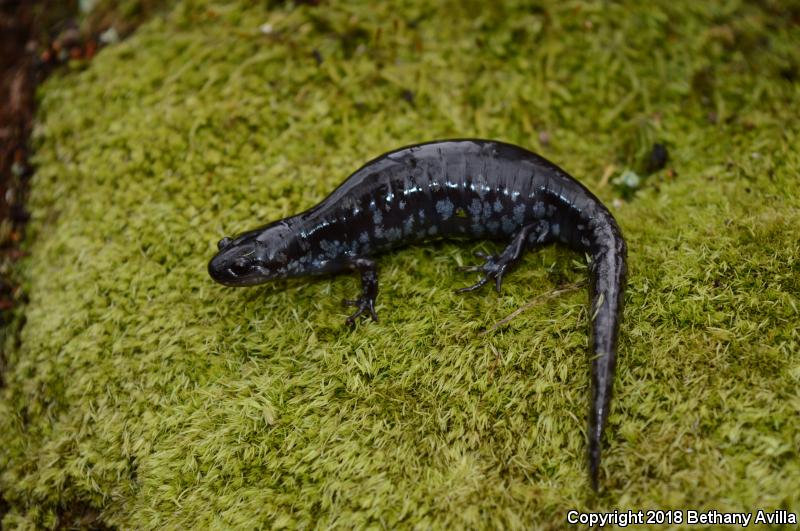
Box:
[208,225,296,287]
[207,233,268,287]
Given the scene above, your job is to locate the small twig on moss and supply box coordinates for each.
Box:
[480,281,586,336]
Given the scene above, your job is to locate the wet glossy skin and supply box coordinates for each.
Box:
[208,139,627,489]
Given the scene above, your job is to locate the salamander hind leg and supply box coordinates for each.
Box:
[343,257,379,326]
[456,222,548,294]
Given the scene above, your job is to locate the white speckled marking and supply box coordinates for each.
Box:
[469,199,482,217]
[513,203,526,224]
[385,227,402,241]
[403,216,414,234]
[436,199,454,220]
[320,239,344,258]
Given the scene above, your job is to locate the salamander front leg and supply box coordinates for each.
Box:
[456,222,548,294]
[342,257,379,326]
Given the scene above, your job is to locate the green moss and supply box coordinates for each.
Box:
[2,0,799,528]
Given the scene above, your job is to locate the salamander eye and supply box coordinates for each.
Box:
[218,237,232,250]
[229,259,250,276]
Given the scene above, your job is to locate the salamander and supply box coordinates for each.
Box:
[208,139,627,489]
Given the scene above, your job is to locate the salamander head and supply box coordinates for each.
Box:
[208,222,296,286]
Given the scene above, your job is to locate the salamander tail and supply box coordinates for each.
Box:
[586,220,627,490]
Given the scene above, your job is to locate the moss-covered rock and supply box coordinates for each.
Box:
[2,0,798,528]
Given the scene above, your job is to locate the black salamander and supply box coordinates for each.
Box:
[208,139,627,489]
